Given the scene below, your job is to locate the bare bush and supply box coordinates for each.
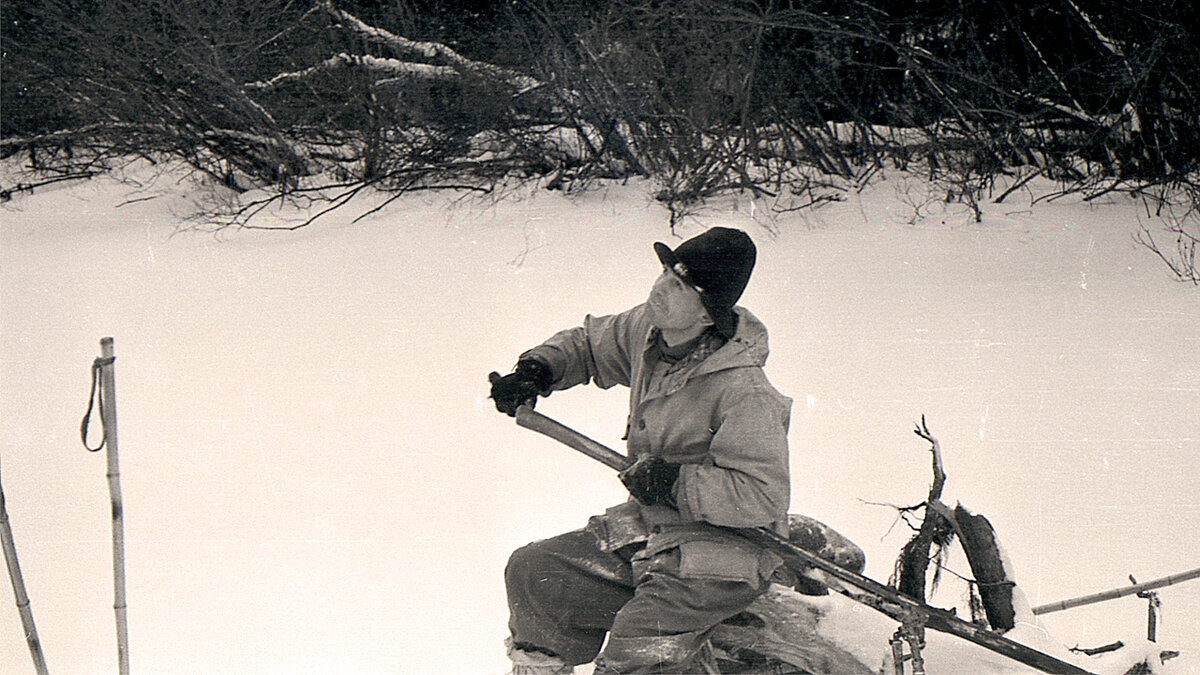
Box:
[1134,186,1200,284]
[2,0,1198,269]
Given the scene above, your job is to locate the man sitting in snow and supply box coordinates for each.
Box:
[490,227,793,674]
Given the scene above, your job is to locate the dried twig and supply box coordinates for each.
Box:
[913,415,945,503]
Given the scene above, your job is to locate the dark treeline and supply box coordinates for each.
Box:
[3,0,1198,213]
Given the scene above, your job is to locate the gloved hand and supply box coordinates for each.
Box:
[488,359,554,417]
[619,456,681,506]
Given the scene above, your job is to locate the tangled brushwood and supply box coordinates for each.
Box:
[2,0,1198,276]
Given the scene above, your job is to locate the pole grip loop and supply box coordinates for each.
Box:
[81,356,115,452]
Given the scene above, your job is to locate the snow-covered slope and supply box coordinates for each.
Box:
[1,161,1196,673]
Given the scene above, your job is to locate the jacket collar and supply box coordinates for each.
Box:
[642,306,769,377]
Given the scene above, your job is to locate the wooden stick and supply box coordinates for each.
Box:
[1,456,49,674]
[515,405,633,472]
[1032,567,1200,615]
[98,338,130,675]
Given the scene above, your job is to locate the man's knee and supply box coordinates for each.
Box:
[505,541,543,597]
[506,530,633,601]
[505,536,586,606]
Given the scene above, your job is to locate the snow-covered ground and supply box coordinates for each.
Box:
[1,160,1197,674]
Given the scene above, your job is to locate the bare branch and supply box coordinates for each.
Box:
[892,416,955,602]
[320,1,543,92]
[913,415,946,503]
[1136,224,1200,284]
[245,53,459,90]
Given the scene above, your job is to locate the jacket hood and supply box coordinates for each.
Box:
[692,306,770,377]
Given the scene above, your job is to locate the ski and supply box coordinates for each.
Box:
[515,405,1096,675]
[737,527,1094,675]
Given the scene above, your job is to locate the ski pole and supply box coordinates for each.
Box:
[1,454,49,674]
[82,338,129,675]
[1032,567,1200,615]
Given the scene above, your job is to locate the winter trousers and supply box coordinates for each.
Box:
[505,529,769,674]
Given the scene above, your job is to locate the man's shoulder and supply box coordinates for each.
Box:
[716,365,788,399]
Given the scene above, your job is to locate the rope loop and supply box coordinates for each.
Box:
[80,356,115,452]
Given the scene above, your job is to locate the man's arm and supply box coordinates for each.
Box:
[519,304,647,392]
[674,388,792,529]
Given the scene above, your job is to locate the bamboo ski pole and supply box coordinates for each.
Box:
[96,338,130,675]
[1,455,49,675]
[1032,566,1200,615]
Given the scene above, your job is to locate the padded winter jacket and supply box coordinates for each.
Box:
[522,303,792,583]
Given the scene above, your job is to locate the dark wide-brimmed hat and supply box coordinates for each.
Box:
[653,227,756,338]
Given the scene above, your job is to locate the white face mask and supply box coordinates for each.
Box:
[647,267,712,339]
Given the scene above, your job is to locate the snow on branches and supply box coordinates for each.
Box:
[246,53,459,90]
[247,1,545,95]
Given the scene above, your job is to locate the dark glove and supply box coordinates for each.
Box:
[619,456,681,506]
[488,359,554,417]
